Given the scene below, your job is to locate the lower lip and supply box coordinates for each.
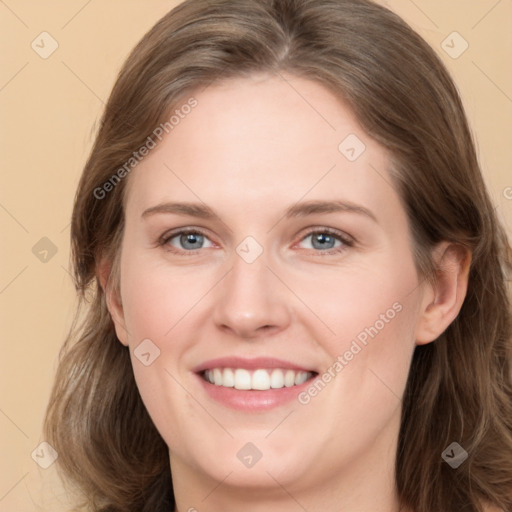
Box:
[195,372,315,411]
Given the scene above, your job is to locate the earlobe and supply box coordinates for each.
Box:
[97,257,129,347]
[415,242,471,345]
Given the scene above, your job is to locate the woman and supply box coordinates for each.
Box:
[44,0,512,511]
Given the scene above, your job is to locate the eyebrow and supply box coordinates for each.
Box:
[141,199,378,224]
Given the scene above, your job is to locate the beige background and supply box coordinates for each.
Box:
[1,1,511,510]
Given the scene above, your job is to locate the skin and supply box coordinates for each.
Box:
[101,73,470,512]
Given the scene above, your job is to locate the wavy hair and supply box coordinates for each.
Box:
[44,0,512,510]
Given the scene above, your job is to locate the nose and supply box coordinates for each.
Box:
[212,250,292,340]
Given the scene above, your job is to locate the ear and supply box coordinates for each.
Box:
[415,242,471,345]
[97,257,129,347]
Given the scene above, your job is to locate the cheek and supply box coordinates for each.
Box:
[291,254,418,350]
[119,255,215,344]
[298,251,420,405]
[120,259,205,445]
[117,256,217,424]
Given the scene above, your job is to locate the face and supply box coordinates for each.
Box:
[109,73,430,497]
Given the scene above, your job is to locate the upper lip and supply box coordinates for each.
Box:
[192,356,317,374]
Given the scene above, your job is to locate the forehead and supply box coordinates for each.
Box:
[124,73,398,221]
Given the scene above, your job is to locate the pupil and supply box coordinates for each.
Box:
[313,233,334,250]
[181,233,202,249]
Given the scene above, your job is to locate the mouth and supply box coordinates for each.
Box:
[192,356,319,410]
[200,367,317,390]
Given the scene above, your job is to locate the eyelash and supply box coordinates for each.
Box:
[158,227,355,256]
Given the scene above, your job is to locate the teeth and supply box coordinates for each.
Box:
[234,369,251,390]
[222,368,235,387]
[252,369,270,390]
[270,369,284,388]
[294,371,309,385]
[203,368,313,390]
[284,369,295,387]
[213,368,223,386]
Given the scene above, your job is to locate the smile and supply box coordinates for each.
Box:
[202,367,316,390]
[193,356,320,410]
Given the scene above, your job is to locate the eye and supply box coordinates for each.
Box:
[161,229,214,252]
[159,227,353,255]
[297,228,353,253]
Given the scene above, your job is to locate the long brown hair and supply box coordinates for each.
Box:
[44,1,512,510]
